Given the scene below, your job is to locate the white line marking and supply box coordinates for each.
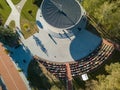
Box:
[0,56,19,90]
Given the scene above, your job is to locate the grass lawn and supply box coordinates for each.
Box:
[11,0,21,5]
[0,0,11,24]
[20,0,42,39]
[9,20,15,30]
[20,17,38,39]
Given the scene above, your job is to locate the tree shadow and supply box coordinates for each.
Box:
[27,60,66,89]
[5,44,32,76]
[86,21,101,37]
[33,0,43,7]
[48,34,57,44]
[33,35,48,56]
[0,4,3,9]
[27,60,51,89]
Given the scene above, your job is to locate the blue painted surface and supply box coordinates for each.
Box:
[6,45,32,76]
[36,20,43,29]
[70,29,102,61]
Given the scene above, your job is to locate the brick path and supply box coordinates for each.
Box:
[0,43,27,90]
[0,86,2,90]
[66,63,73,90]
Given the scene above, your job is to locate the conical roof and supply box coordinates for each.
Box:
[41,0,81,29]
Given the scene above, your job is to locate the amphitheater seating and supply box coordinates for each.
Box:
[34,40,114,78]
[70,42,114,76]
[36,59,67,78]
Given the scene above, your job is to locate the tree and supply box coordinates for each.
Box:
[27,60,65,90]
[0,26,19,46]
[90,63,120,90]
[81,0,120,44]
[33,0,42,7]
[0,15,3,25]
[28,10,32,15]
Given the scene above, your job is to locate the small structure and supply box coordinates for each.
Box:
[81,73,89,81]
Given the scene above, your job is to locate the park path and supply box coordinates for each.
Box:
[66,63,73,90]
[5,0,27,39]
[15,0,27,13]
[0,86,2,90]
[5,0,20,28]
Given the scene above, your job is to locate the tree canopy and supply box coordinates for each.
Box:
[0,26,19,46]
[81,0,120,43]
[94,63,120,90]
[27,60,65,90]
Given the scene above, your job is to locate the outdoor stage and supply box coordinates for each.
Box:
[23,28,102,63]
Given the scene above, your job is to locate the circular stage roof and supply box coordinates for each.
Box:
[41,0,81,29]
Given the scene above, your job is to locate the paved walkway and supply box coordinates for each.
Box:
[15,0,27,13]
[66,63,72,80]
[5,0,20,28]
[66,63,73,90]
[5,0,27,39]
[0,43,28,90]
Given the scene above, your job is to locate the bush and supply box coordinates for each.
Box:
[23,23,30,31]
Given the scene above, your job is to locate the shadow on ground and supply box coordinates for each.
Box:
[5,44,32,76]
[33,35,48,56]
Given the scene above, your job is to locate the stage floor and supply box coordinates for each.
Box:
[23,29,102,63]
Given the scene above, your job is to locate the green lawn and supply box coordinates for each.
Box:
[11,0,21,5]
[9,20,15,30]
[21,0,41,22]
[0,0,11,24]
[20,0,42,39]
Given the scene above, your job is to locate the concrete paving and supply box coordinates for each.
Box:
[23,28,101,63]
[15,0,27,13]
